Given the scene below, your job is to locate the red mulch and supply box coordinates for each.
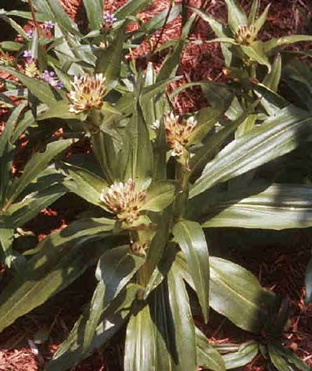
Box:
[1,0,312,370]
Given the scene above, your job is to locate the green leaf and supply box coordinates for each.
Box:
[60,162,107,208]
[283,59,312,112]
[191,8,229,39]
[0,41,23,52]
[0,218,114,332]
[5,139,73,209]
[0,215,14,265]
[190,105,256,176]
[248,0,260,26]
[196,327,225,371]
[190,105,312,198]
[49,284,138,371]
[262,54,282,92]
[82,0,103,31]
[265,35,312,54]
[45,0,80,35]
[223,341,259,369]
[202,183,312,230]
[268,343,309,371]
[124,304,157,371]
[241,41,271,72]
[0,67,59,106]
[253,4,271,36]
[167,261,197,371]
[95,22,127,87]
[156,14,196,82]
[0,101,28,207]
[210,257,277,333]
[83,246,145,352]
[119,101,153,189]
[36,100,84,121]
[115,0,151,19]
[144,181,176,212]
[305,256,312,304]
[173,220,209,323]
[224,0,248,33]
[10,183,66,227]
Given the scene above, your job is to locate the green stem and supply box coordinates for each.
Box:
[173,160,190,222]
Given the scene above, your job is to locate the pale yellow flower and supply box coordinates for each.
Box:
[100,179,146,223]
[68,73,106,114]
[24,60,39,77]
[164,112,197,157]
[234,24,257,45]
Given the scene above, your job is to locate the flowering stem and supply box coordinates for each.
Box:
[28,0,41,38]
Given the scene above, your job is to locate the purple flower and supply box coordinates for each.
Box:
[41,69,63,89]
[43,21,54,30]
[26,29,34,38]
[103,12,117,27]
[23,50,33,58]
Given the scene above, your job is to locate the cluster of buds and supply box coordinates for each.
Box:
[163,112,197,157]
[100,179,147,224]
[234,24,257,46]
[68,73,106,114]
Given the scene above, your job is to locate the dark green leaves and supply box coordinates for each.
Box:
[202,184,312,230]
[210,257,277,333]
[191,105,312,198]
[82,0,103,31]
[0,218,114,332]
[173,220,209,322]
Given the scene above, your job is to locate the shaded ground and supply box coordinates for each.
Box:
[0,0,312,370]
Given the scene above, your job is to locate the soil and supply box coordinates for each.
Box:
[0,0,312,370]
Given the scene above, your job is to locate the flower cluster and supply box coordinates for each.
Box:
[100,179,147,224]
[41,70,63,89]
[68,74,106,114]
[103,12,117,28]
[163,112,197,157]
[234,24,257,45]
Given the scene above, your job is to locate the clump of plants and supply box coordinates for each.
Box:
[0,0,312,370]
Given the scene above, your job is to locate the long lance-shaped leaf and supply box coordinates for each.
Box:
[119,101,153,189]
[114,0,151,20]
[264,35,312,55]
[283,59,312,112]
[173,220,209,323]
[190,104,256,176]
[0,67,59,106]
[202,183,312,230]
[156,13,196,82]
[44,0,80,35]
[82,0,103,31]
[268,343,310,371]
[167,261,197,371]
[224,0,248,33]
[4,139,73,209]
[190,105,312,198]
[95,22,127,87]
[196,327,225,371]
[83,246,145,352]
[210,257,278,334]
[59,162,107,208]
[0,101,28,207]
[48,284,139,371]
[0,218,114,332]
[124,304,157,371]
[222,341,259,370]
[10,183,66,227]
